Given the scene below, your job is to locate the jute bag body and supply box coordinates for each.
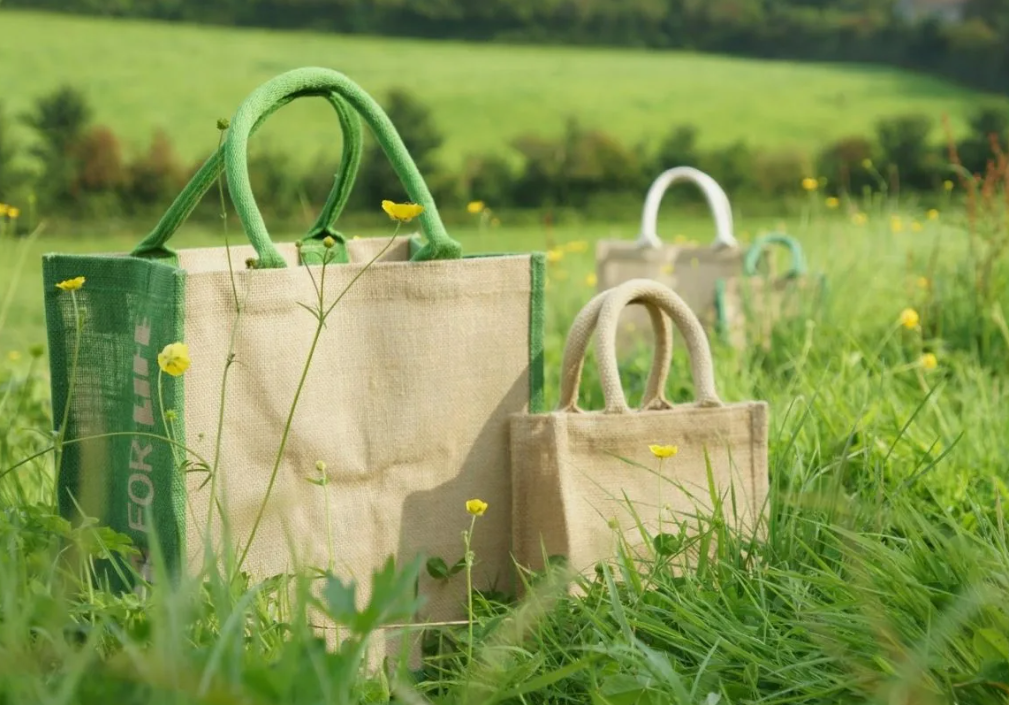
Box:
[511,279,768,577]
[44,69,545,635]
[596,168,748,348]
[715,233,825,350]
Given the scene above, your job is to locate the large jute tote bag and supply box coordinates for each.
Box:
[511,278,768,578]
[595,167,752,349]
[715,233,824,349]
[43,68,546,631]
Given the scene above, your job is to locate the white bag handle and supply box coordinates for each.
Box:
[637,167,737,249]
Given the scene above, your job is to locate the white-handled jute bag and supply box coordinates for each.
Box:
[510,278,768,579]
[596,168,747,342]
[43,68,546,649]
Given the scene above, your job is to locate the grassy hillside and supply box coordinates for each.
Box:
[1,9,1004,169]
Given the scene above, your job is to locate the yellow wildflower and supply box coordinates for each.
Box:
[862,158,873,169]
[466,200,485,215]
[55,276,85,291]
[674,234,688,244]
[0,204,7,216]
[899,308,920,330]
[7,351,21,362]
[825,197,840,209]
[546,247,564,264]
[926,209,939,221]
[920,353,938,371]
[381,200,424,223]
[943,180,954,192]
[911,221,923,232]
[157,342,191,377]
[802,177,818,192]
[466,498,488,517]
[564,240,589,254]
[852,212,868,226]
[890,215,903,233]
[649,444,679,459]
[917,276,930,289]
[322,236,336,249]
[7,207,19,219]
[585,272,598,287]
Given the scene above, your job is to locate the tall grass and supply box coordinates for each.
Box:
[0,192,1008,703]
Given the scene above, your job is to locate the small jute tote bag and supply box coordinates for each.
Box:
[43,68,546,632]
[510,278,768,578]
[715,232,824,350]
[595,167,755,348]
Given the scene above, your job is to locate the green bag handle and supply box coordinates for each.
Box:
[226,67,462,269]
[743,233,807,279]
[131,90,364,263]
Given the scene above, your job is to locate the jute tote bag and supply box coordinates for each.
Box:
[43,68,546,632]
[511,278,768,578]
[716,233,824,349]
[596,167,752,348]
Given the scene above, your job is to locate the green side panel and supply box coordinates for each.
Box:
[529,253,546,413]
[43,253,186,587]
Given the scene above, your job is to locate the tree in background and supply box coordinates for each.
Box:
[0,103,27,201]
[356,88,446,208]
[20,85,92,206]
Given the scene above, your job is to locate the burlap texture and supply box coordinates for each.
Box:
[510,279,768,579]
[175,238,538,633]
[596,241,748,348]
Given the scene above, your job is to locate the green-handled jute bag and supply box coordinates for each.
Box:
[43,69,546,638]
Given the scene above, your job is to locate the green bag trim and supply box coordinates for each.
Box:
[225,67,462,268]
[529,253,546,413]
[743,232,806,278]
[131,90,364,264]
[43,254,187,587]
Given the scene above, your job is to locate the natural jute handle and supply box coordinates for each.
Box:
[637,166,737,249]
[743,233,807,279]
[595,279,723,414]
[131,90,363,262]
[226,67,462,269]
[558,288,675,412]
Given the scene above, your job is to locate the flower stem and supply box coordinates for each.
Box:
[236,223,403,574]
[465,513,477,667]
[53,290,84,511]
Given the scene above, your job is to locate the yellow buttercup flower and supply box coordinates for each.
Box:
[157,342,190,377]
[466,200,485,215]
[801,177,818,192]
[926,209,939,221]
[546,247,564,264]
[852,212,868,226]
[649,444,679,459]
[911,221,923,232]
[585,273,598,287]
[56,276,85,291]
[920,353,938,371]
[890,215,904,233]
[7,207,19,219]
[825,197,840,209]
[466,498,488,517]
[7,351,21,362]
[381,200,424,223]
[0,204,7,216]
[564,240,589,254]
[899,308,920,330]
[917,276,930,289]
[943,180,954,192]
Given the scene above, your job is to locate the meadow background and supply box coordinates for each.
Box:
[2,3,1009,704]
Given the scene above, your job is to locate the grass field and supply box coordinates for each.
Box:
[2,9,1006,169]
[3,192,1009,701]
